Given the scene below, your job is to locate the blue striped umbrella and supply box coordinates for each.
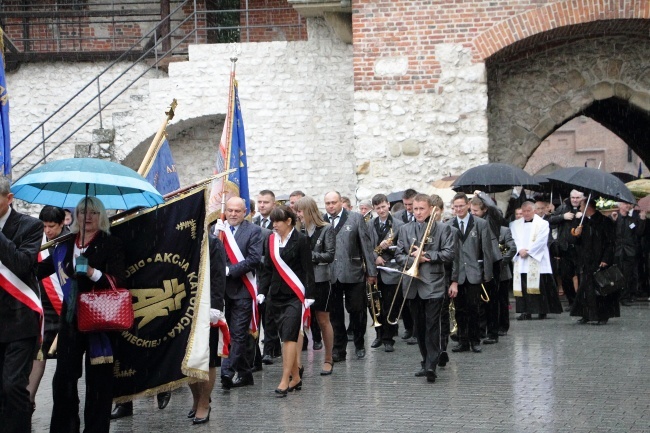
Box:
[11,158,164,210]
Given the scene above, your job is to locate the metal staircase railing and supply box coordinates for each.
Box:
[10,0,197,181]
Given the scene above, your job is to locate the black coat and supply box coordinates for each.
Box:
[575,211,614,274]
[0,209,44,342]
[209,234,226,311]
[259,230,315,301]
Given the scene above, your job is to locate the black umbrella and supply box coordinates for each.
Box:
[451,163,539,193]
[610,172,638,184]
[387,190,404,204]
[546,167,636,204]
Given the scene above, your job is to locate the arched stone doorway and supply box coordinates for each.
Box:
[472,2,650,169]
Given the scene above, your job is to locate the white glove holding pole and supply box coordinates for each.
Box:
[256,294,265,304]
[209,309,222,324]
[214,219,226,233]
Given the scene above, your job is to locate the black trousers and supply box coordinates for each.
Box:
[221,296,253,378]
[617,254,639,302]
[0,337,37,433]
[409,295,444,372]
[440,294,450,352]
[485,263,501,339]
[50,319,114,433]
[498,278,512,332]
[261,300,281,357]
[377,274,398,344]
[456,282,482,346]
[559,247,578,304]
[331,281,367,357]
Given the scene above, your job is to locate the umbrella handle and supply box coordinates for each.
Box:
[571,225,583,237]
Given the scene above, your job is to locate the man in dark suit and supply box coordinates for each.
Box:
[252,190,275,230]
[324,191,377,361]
[612,201,646,306]
[0,176,44,433]
[395,193,455,383]
[367,193,403,352]
[215,197,263,389]
[448,192,494,353]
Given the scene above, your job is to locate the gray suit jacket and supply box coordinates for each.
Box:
[448,215,494,285]
[326,209,377,284]
[307,224,336,283]
[225,220,263,300]
[367,214,404,284]
[498,226,516,281]
[252,214,272,230]
[395,220,455,299]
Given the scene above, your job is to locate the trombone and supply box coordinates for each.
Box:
[480,283,490,302]
[366,283,382,327]
[386,207,439,325]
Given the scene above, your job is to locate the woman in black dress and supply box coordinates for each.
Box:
[259,206,315,397]
[294,196,336,375]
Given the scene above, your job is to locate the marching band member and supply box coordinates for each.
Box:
[258,206,315,397]
[395,194,455,383]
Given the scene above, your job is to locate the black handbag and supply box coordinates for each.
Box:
[593,265,625,296]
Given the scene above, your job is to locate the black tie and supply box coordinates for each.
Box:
[330,215,338,227]
[460,220,465,234]
[261,218,268,228]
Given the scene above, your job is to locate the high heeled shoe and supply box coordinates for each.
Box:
[299,365,304,379]
[288,380,303,392]
[192,407,211,425]
[187,409,196,419]
[274,387,288,398]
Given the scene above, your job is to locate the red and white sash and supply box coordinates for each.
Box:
[221,224,259,333]
[38,234,63,315]
[268,233,310,330]
[0,260,44,343]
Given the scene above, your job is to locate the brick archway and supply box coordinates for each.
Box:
[473,0,650,61]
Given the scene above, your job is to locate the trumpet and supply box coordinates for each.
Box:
[387,207,439,325]
[374,227,394,255]
[367,283,382,327]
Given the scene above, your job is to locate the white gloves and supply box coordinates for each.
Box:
[305,298,315,308]
[256,294,266,304]
[214,219,226,233]
[209,309,222,324]
[225,266,230,276]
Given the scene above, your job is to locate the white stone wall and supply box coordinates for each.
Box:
[354,44,489,200]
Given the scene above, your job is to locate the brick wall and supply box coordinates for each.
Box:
[353,0,650,92]
[240,0,307,42]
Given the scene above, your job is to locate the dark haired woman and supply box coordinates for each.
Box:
[259,206,315,397]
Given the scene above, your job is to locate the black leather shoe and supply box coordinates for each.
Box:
[288,380,303,392]
[451,344,470,353]
[538,314,547,320]
[356,348,366,359]
[262,355,274,365]
[414,368,427,377]
[332,352,346,362]
[498,330,508,336]
[110,402,133,419]
[187,409,196,419]
[483,337,498,345]
[221,375,233,390]
[384,343,395,352]
[406,336,418,345]
[621,299,633,306]
[450,333,459,342]
[438,351,449,367]
[471,344,482,353]
[231,375,254,388]
[401,330,413,340]
[577,317,589,324]
[192,407,211,425]
[516,313,532,321]
[252,364,263,373]
[313,341,323,350]
[564,305,573,312]
[371,338,382,348]
[275,387,288,398]
[426,370,437,383]
[157,391,171,410]
[594,320,608,326]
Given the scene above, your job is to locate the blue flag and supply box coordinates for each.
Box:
[638,161,643,179]
[0,45,10,178]
[210,81,250,214]
[145,138,180,195]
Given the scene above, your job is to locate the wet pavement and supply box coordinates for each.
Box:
[32,301,650,432]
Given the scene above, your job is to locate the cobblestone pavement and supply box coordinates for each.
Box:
[32,302,650,432]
